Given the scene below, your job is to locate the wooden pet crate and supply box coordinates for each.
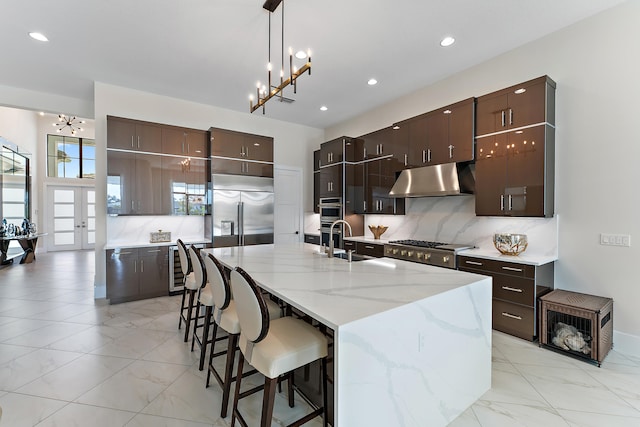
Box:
[539,290,613,366]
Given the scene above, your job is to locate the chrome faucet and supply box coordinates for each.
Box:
[328,220,352,258]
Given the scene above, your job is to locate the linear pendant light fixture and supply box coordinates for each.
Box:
[250,0,312,114]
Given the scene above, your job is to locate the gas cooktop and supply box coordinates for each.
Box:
[385,240,475,269]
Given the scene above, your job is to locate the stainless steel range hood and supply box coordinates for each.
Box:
[388,162,475,198]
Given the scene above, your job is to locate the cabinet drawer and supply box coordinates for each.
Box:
[343,240,357,251]
[356,242,384,258]
[458,256,535,279]
[493,275,535,307]
[492,299,535,341]
[304,234,320,245]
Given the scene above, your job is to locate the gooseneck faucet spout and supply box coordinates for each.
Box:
[328,220,352,258]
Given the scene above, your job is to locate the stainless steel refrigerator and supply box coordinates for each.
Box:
[211,174,274,248]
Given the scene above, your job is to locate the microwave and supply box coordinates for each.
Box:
[319,197,342,220]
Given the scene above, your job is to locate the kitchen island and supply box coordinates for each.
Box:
[203,242,492,427]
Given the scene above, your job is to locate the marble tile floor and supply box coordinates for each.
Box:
[0,250,639,426]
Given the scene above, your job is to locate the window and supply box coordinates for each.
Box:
[47,135,95,179]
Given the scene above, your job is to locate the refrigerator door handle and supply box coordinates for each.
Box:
[239,201,245,246]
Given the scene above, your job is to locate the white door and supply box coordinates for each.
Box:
[47,186,96,251]
[274,166,302,244]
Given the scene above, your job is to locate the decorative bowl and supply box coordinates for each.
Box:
[493,233,528,255]
[368,225,388,240]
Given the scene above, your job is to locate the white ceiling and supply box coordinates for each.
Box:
[1,0,626,129]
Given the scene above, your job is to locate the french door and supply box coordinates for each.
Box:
[47,186,96,251]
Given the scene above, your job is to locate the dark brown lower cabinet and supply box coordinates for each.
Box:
[106,246,169,304]
[458,256,554,341]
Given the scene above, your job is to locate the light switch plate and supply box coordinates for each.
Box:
[600,233,631,247]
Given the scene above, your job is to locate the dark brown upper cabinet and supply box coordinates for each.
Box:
[406,98,475,167]
[320,137,362,166]
[209,127,274,177]
[313,150,320,213]
[107,116,162,153]
[319,163,343,198]
[361,128,406,169]
[475,125,554,217]
[209,127,273,162]
[475,76,556,137]
[107,150,164,215]
[161,127,207,157]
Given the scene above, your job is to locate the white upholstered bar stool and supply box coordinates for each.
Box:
[203,253,283,418]
[189,245,213,370]
[177,239,200,342]
[230,267,328,427]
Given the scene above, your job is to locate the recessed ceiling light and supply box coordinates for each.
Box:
[440,36,455,47]
[514,88,527,94]
[368,78,378,86]
[295,50,307,59]
[320,106,328,111]
[39,112,45,116]
[29,32,49,42]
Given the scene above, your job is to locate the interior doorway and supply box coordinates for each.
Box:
[46,185,96,251]
[274,166,303,244]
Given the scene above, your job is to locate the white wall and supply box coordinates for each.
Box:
[93,82,324,297]
[326,1,640,355]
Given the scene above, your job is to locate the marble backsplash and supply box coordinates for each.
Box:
[304,195,558,258]
[106,215,207,246]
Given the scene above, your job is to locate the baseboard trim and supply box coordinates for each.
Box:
[613,330,640,358]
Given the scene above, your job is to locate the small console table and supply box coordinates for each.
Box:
[0,234,46,265]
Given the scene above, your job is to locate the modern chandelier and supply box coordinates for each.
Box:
[250,0,312,114]
[53,114,85,135]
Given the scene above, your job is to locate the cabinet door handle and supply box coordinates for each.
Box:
[363,200,367,211]
[365,245,375,249]
[427,148,432,162]
[500,195,505,211]
[502,266,523,272]
[137,136,140,149]
[448,144,454,159]
[508,194,513,211]
[379,144,383,155]
[501,110,506,127]
[131,136,134,148]
[131,201,135,211]
[501,312,522,320]
[404,154,408,166]
[509,108,513,125]
[118,251,133,255]
[134,260,137,273]
[140,259,144,273]
[147,249,161,253]
[182,141,185,153]
[502,286,523,293]
[465,260,483,266]
[422,150,426,163]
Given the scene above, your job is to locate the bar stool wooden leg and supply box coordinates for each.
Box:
[220,334,238,418]
[191,299,202,351]
[205,322,219,388]
[198,305,213,370]
[178,288,187,330]
[231,353,245,427]
[183,290,196,342]
[261,377,278,427]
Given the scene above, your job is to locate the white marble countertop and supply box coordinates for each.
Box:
[203,242,489,329]
[458,247,557,266]
[104,238,211,250]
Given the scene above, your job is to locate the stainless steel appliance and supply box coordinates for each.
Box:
[212,174,274,248]
[384,239,474,269]
[319,197,343,248]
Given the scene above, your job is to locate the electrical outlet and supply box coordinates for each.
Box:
[600,233,631,247]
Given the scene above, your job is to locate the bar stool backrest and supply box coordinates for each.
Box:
[230,267,270,343]
[188,245,207,289]
[204,253,231,310]
[176,239,192,276]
